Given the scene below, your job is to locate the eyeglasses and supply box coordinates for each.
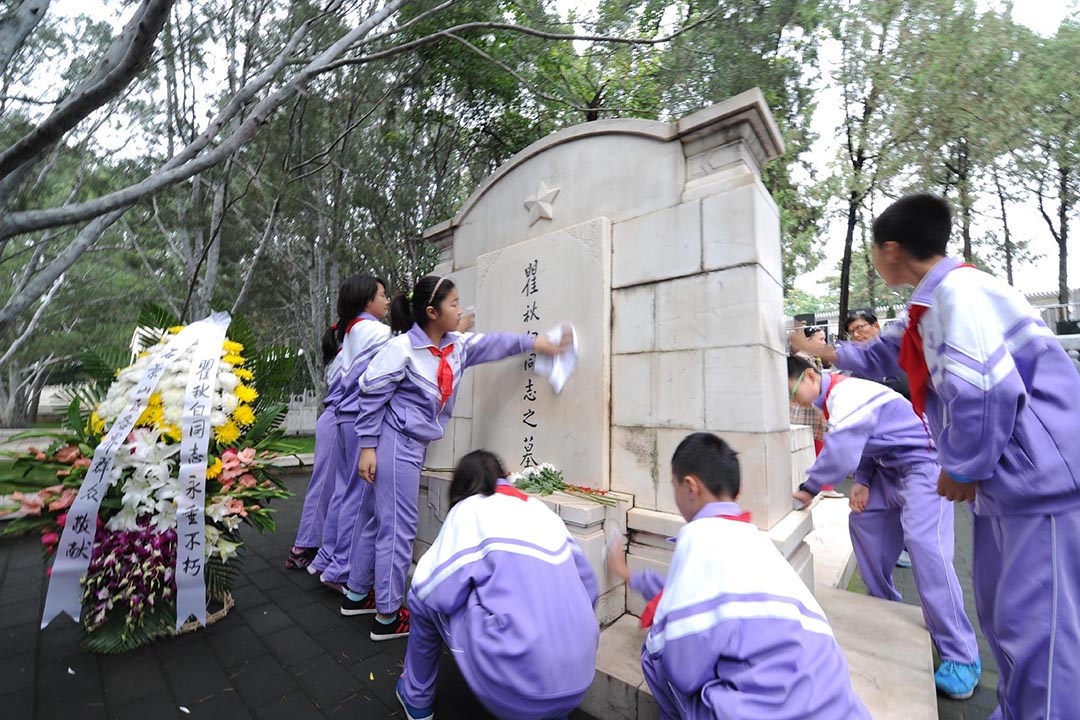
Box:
[790,369,808,401]
[848,322,873,335]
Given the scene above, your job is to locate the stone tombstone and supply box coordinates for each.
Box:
[418,88,814,622]
[470,219,611,486]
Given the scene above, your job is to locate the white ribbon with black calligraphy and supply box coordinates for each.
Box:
[174,311,231,630]
[41,324,203,628]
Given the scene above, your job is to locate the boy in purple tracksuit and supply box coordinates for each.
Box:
[787,355,980,698]
[308,275,392,589]
[395,450,599,720]
[340,274,569,640]
[609,432,869,719]
[286,326,345,569]
[791,193,1080,719]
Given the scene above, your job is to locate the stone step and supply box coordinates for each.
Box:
[582,586,936,720]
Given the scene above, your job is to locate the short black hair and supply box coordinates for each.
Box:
[336,274,387,343]
[872,193,951,260]
[845,309,878,332]
[787,354,816,382]
[449,450,506,509]
[671,433,740,499]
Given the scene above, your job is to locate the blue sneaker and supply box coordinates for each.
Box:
[396,677,434,720]
[935,659,981,700]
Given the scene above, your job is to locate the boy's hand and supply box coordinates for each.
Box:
[788,327,811,354]
[937,468,977,502]
[606,538,630,582]
[792,489,815,509]
[849,484,870,513]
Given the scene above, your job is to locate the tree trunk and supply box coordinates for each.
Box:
[1058,167,1070,311]
[838,191,859,340]
[993,169,1014,285]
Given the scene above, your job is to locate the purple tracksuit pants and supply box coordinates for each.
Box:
[311,415,370,581]
[401,591,583,719]
[293,406,340,549]
[973,507,1080,719]
[347,423,426,613]
[847,461,978,665]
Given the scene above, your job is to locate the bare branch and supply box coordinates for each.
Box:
[231,194,281,315]
[320,11,720,72]
[0,0,174,182]
[0,0,51,78]
[0,272,63,368]
[0,208,126,333]
[0,0,408,240]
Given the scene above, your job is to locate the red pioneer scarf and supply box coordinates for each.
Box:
[427,344,455,407]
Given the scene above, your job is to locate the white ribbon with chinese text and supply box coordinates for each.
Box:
[174,311,231,630]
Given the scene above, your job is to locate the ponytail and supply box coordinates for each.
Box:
[389,275,457,335]
[320,326,338,367]
[389,292,413,334]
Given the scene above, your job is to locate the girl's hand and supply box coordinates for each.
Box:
[359,447,377,483]
[792,489,814,509]
[606,538,631,582]
[457,309,475,333]
[534,326,572,356]
[849,484,870,513]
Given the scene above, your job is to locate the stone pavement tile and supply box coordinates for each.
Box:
[37,621,85,664]
[0,652,36,695]
[192,688,254,720]
[37,653,101,696]
[100,646,170,706]
[206,619,269,669]
[348,648,408,710]
[0,687,33,720]
[240,602,293,636]
[251,689,323,720]
[157,646,235,705]
[313,624,381,666]
[291,653,362,710]
[0,596,42,631]
[0,620,37,659]
[109,688,184,720]
[248,567,291,592]
[231,582,270,608]
[227,653,299,709]
[287,600,346,637]
[262,625,324,667]
[35,694,108,720]
[262,578,316,612]
[326,690,397,718]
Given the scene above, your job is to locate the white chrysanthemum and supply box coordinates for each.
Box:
[209,410,228,427]
[219,393,238,413]
[217,372,240,391]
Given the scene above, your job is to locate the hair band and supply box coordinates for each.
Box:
[426,277,445,306]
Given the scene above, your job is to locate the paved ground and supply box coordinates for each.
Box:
[848,489,999,720]
[0,469,596,720]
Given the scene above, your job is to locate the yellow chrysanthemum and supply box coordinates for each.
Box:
[137,351,149,359]
[232,404,256,426]
[86,411,105,436]
[160,423,182,442]
[222,340,244,354]
[214,422,241,445]
[221,354,246,366]
[137,404,163,427]
[206,457,222,479]
[235,384,258,403]
[233,368,254,381]
[168,325,185,334]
